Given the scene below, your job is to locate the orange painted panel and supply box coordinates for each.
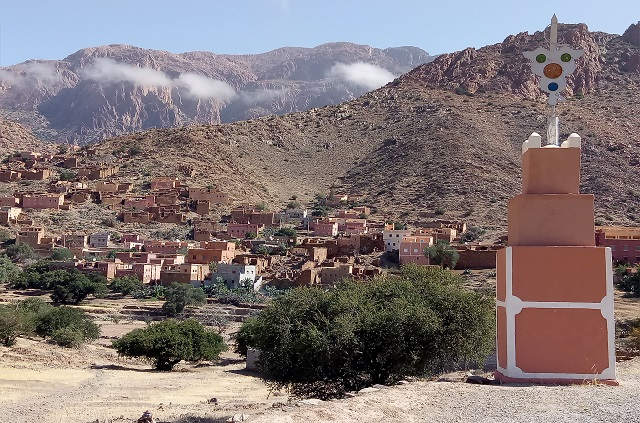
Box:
[508,194,595,246]
[522,148,580,195]
[496,248,506,302]
[497,306,507,369]
[515,308,609,374]
[512,247,607,303]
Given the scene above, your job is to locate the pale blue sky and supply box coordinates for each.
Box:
[0,0,637,65]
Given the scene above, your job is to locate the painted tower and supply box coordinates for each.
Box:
[494,16,617,384]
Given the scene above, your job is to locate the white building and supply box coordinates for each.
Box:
[383,229,413,252]
[210,263,261,290]
[89,232,110,248]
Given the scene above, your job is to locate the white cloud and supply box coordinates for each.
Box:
[328,62,395,90]
[175,73,236,102]
[81,57,171,86]
[80,58,236,101]
[238,88,288,105]
[0,61,61,87]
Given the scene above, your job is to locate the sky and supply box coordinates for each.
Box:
[0,0,638,66]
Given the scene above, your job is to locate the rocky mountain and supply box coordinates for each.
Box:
[0,43,432,143]
[70,21,640,237]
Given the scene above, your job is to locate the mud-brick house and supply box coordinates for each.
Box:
[160,263,210,284]
[188,187,230,204]
[151,177,179,191]
[144,240,192,255]
[291,245,328,263]
[310,219,338,237]
[153,210,187,224]
[398,235,434,266]
[123,196,156,210]
[16,226,45,248]
[154,192,179,207]
[185,242,235,264]
[0,196,18,207]
[319,263,353,285]
[0,169,22,182]
[62,234,88,249]
[121,211,152,224]
[0,207,21,225]
[195,200,211,215]
[115,251,157,264]
[116,263,161,284]
[227,223,264,239]
[22,193,64,210]
[21,168,53,181]
[61,156,80,168]
[454,245,499,270]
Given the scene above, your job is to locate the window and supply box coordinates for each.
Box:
[413,248,419,253]
[403,248,409,253]
[624,245,630,251]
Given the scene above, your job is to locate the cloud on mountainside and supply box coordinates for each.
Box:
[237,88,289,105]
[0,62,62,87]
[80,58,236,102]
[328,62,395,90]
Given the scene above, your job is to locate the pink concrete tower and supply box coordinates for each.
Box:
[494,133,617,384]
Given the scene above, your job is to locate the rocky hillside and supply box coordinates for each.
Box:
[0,43,431,143]
[0,118,54,156]
[82,22,640,234]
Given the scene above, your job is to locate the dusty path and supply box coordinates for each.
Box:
[249,358,640,423]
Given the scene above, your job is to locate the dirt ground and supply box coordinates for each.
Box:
[1,282,639,423]
[0,318,287,423]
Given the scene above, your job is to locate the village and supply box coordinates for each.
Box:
[0,147,501,290]
[2,148,640,292]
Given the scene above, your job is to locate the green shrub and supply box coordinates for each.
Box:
[51,327,85,348]
[425,241,460,269]
[109,276,143,296]
[0,228,11,243]
[50,248,74,261]
[58,170,75,181]
[460,226,486,243]
[113,319,227,370]
[161,283,206,316]
[47,270,108,304]
[616,266,640,297]
[0,255,21,285]
[5,243,36,262]
[245,232,257,239]
[275,227,296,237]
[0,307,24,346]
[35,306,100,343]
[237,265,494,398]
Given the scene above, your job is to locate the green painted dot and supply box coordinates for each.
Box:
[561,53,572,62]
[536,53,547,63]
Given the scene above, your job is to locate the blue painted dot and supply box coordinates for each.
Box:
[548,82,559,91]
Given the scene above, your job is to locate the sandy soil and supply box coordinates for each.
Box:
[0,319,284,423]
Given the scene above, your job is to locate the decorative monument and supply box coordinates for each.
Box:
[495,15,617,384]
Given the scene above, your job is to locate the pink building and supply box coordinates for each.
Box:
[151,178,178,191]
[22,193,64,209]
[311,219,339,237]
[227,223,263,239]
[595,227,640,265]
[399,235,434,266]
[123,196,156,210]
[343,219,368,235]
